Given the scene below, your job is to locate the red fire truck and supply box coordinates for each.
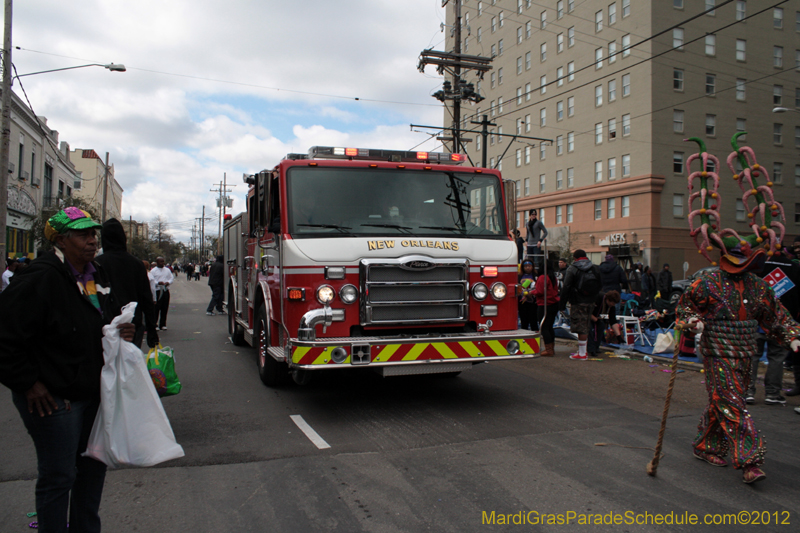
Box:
[223,146,540,386]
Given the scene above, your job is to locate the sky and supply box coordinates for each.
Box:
[5,0,450,244]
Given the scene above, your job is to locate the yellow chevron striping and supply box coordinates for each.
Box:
[376,344,401,362]
[403,343,428,361]
[432,342,459,359]
[486,340,506,355]
[293,347,310,364]
[312,351,330,365]
[459,341,485,357]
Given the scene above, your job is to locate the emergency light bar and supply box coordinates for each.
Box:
[307,146,467,164]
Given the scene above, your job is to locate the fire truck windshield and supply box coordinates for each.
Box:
[287,167,507,238]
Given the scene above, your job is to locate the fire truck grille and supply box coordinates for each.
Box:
[362,260,468,325]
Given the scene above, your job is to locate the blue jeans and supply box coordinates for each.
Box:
[13,392,107,533]
[750,335,790,396]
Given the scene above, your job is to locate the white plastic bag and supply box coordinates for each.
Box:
[653,332,675,354]
[84,302,185,467]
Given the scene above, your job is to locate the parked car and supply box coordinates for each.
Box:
[670,266,719,302]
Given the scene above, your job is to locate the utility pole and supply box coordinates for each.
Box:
[210,172,235,256]
[472,115,495,169]
[418,1,490,154]
[201,206,205,262]
[0,0,13,262]
[101,152,109,222]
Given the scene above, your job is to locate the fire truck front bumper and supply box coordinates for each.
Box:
[279,330,541,370]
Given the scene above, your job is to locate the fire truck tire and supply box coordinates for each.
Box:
[256,306,288,386]
[228,291,246,346]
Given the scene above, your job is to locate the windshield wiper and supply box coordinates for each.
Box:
[360,223,413,234]
[296,224,353,234]
[418,225,466,233]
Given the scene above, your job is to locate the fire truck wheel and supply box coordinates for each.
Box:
[256,306,288,386]
[228,291,246,346]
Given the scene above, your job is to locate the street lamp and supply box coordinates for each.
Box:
[13,63,126,82]
[772,107,797,113]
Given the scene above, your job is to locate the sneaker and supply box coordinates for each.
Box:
[794,406,800,415]
[207,312,215,316]
[569,353,588,360]
[742,465,766,484]
[160,326,167,331]
[765,394,786,405]
[745,393,755,405]
[693,450,727,467]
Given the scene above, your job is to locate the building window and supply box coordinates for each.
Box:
[539,174,546,193]
[499,11,504,27]
[540,107,547,126]
[567,96,574,116]
[525,51,531,70]
[540,143,546,160]
[608,198,616,219]
[674,0,683,7]
[557,1,564,18]
[673,152,684,173]
[517,56,522,75]
[609,3,617,24]
[557,170,564,189]
[736,39,746,61]
[595,161,603,182]
[774,162,783,183]
[525,21,531,38]
[541,43,547,62]
[674,68,684,91]
[609,41,617,63]
[705,35,716,56]
[795,164,800,186]
[568,27,575,47]
[622,114,631,136]
[540,75,547,94]
[567,167,574,188]
[796,204,800,224]
[622,74,630,96]
[595,85,603,106]
[556,205,563,224]
[622,34,631,57]
[622,0,630,17]
[706,0,715,15]
[525,83,531,101]
[774,46,783,67]
[608,118,617,140]
[525,114,531,132]
[524,178,530,195]
[673,110,684,133]
[622,154,631,176]
[498,67,503,85]
[774,7,783,28]
[705,74,716,95]
[567,203,574,223]
[557,33,565,54]
[736,1,746,20]
[673,28,684,50]
[567,61,575,81]
[516,87,522,105]
[498,97,503,113]
[621,196,630,217]
[595,48,604,69]
[736,118,747,134]
[608,79,617,101]
[736,199,746,221]
[774,85,783,106]
[556,134,564,154]
[595,200,602,220]
[774,123,783,144]
[736,79,746,101]
[595,123,603,144]
[609,157,617,179]
[673,194,684,217]
[525,146,531,164]
[596,10,603,32]
[516,149,522,167]
[706,114,716,136]
[557,67,564,86]
[567,132,574,152]
[541,10,547,29]
[795,126,800,148]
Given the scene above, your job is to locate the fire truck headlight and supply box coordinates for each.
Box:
[339,284,359,304]
[491,282,507,300]
[316,285,335,304]
[472,282,488,301]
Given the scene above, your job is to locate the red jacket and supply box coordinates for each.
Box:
[533,274,560,305]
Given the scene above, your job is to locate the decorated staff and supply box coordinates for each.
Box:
[659,134,800,484]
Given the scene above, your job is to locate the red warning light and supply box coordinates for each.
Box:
[416,152,429,160]
[345,148,358,156]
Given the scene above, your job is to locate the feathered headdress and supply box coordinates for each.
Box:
[685,133,785,273]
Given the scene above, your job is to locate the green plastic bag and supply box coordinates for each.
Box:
[146,345,181,397]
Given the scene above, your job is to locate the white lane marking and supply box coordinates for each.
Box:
[290,415,331,449]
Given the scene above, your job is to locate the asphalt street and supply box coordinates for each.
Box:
[1,275,799,532]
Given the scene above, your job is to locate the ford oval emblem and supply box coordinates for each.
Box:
[402,260,435,270]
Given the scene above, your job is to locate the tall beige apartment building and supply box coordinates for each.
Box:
[446,0,799,274]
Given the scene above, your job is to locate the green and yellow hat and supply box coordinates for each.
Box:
[44,207,102,242]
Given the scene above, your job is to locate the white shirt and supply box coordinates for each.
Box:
[1,270,13,291]
[150,266,174,292]
[147,271,157,302]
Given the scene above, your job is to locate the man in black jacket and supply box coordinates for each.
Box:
[598,253,629,294]
[561,249,602,360]
[96,218,159,349]
[657,263,673,299]
[206,255,225,315]
[0,207,135,532]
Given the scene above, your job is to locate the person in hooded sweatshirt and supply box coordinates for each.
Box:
[95,218,159,349]
[561,249,602,360]
[598,253,629,294]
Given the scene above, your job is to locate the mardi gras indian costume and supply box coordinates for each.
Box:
[676,134,800,484]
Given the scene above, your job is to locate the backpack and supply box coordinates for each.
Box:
[576,265,602,296]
